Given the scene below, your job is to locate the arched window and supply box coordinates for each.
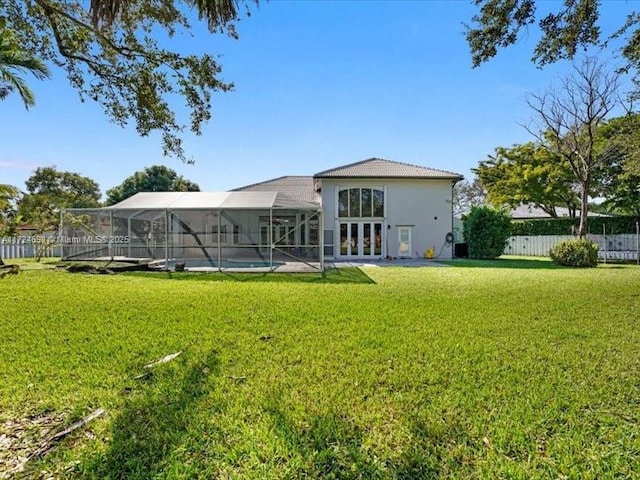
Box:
[338,188,384,218]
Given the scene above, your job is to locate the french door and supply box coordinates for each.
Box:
[260,225,296,248]
[339,221,383,258]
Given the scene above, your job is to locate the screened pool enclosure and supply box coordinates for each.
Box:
[61,192,324,272]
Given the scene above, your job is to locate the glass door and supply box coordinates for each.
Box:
[398,227,412,258]
[339,222,384,258]
[339,222,358,256]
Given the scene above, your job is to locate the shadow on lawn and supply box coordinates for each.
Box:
[265,400,387,478]
[440,258,563,269]
[263,396,457,478]
[81,350,220,479]
[400,413,477,477]
[123,267,376,284]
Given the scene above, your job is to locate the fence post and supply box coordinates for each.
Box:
[636,220,640,265]
[603,224,607,264]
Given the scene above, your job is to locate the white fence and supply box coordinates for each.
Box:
[505,234,640,261]
[0,236,62,260]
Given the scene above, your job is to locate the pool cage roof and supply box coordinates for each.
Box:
[62,192,324,272]
[109,191,320,211]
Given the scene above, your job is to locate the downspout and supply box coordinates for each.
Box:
[451,180,455,258]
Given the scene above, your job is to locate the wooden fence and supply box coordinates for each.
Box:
[0,236,62,260]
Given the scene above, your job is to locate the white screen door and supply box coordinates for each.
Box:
[398,227,412,258]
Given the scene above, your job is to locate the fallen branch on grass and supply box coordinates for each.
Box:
[132,351,183,381]
[132,371,153,381]
[0,264,19,278]
[28,408,105,460]
[144,351,182,369]
[228,375,247,384]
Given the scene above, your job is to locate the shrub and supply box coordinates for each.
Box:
[462,206,511,259]
[549,238,599,267]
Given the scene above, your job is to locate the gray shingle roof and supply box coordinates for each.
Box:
[314,158,463,179]
[232,176,320,204]
[510,204,608,219]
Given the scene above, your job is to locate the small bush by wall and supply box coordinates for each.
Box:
[463,206,511,259]
[549,238,599,267]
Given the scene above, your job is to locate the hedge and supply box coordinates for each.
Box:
[510,215,639,236]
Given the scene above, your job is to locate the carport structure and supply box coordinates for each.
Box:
[61,191,324,272]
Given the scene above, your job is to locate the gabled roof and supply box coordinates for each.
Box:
[313,158,463,180]
[107,191,319,210]
[232,176,320,204]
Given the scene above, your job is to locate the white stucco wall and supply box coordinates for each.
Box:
[319,178,456,259]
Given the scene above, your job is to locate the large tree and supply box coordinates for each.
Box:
[0,184,20,233]
[0,184,20,266]
[466,0,638,69]
[0,28,50,108]
[524,57,621,237]
[475,141,579,218]
[106,165,200,205]
[595,114,640,218]
[18,166,102,233]
[1,0,257,162]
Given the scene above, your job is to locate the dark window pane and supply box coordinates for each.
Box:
[373,189,384,217]
[361,188,372,217]
[350,223,358,255]
[363,223,371,255]
[349,188,360,217]
[338,190,348,217]
[340,223,348,255]
[374,223,382,255]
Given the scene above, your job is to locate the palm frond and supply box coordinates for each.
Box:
[0,29,50,109]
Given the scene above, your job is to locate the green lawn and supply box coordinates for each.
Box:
[1,261,639,478]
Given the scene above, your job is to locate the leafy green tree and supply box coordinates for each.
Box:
[18,166,101,233]
[453,177,486,216]
[0,184,21,265]
[462,205,511,259]
[475,142,579,218]
[466,0,634,69]
[594,114,640,218]
[106,165,200,205]
[0,184,20,233]
[599,163,640,219]
[0,28,50,109]
[1,0,258,162]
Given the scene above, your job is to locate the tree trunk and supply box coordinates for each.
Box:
[578,180,590,238]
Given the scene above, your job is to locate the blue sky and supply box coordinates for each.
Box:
[1,0,636,197]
